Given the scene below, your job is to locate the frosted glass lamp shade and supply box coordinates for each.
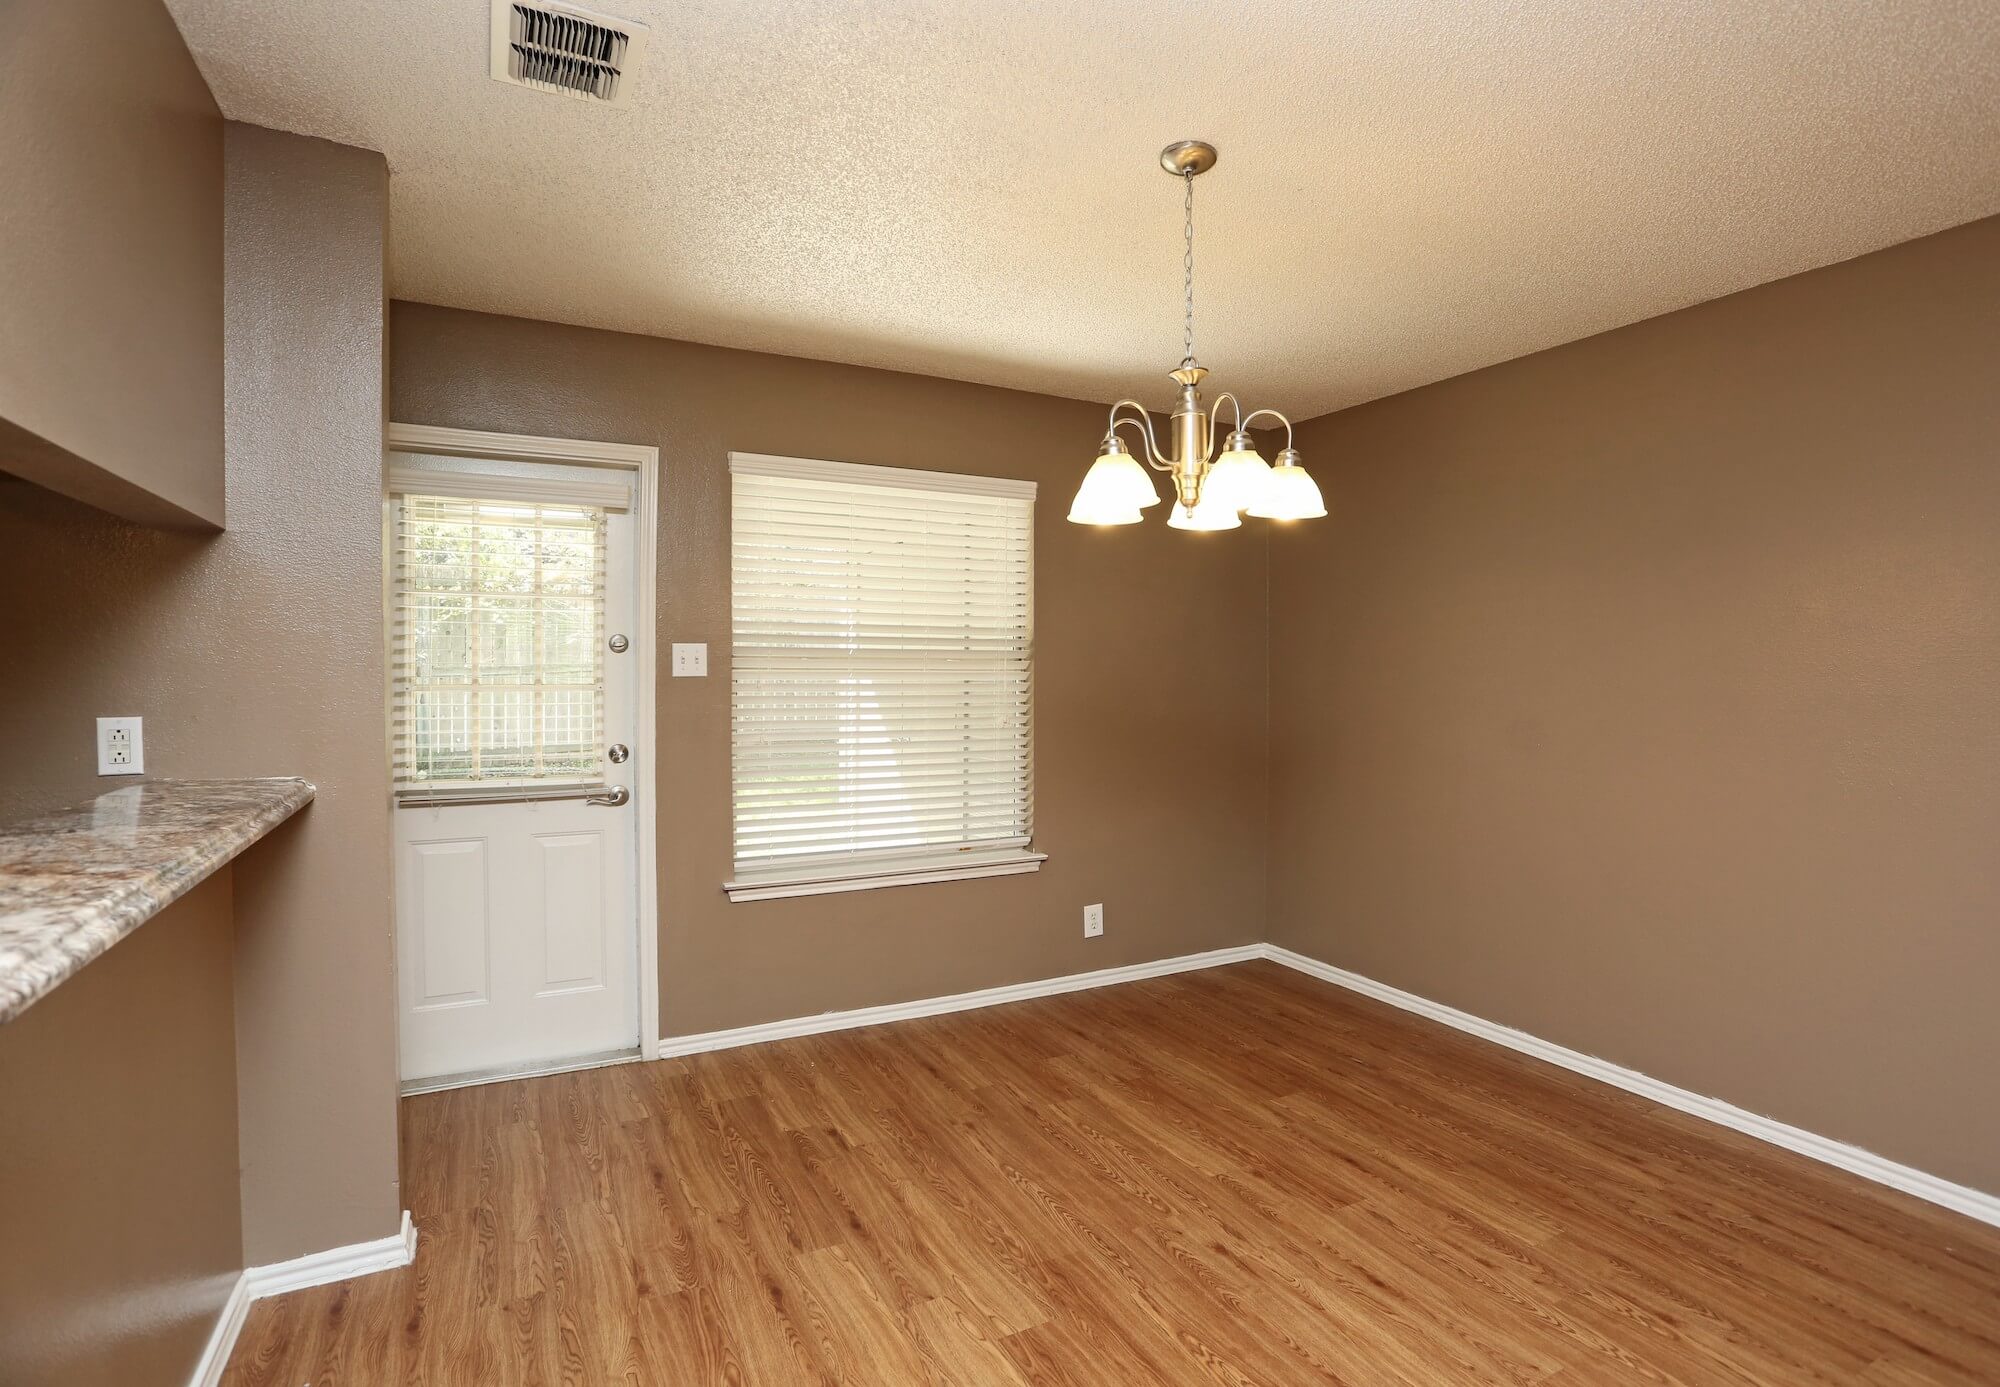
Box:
[1067,474,1142,524]
[1067,457,1144,524]
[1246,449,1326,520]
[1066,435,1159,525]
[1165,482,1242,531]
[1204,431,1272,513]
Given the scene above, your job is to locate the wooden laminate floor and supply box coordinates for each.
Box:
[222,961,2000,1384]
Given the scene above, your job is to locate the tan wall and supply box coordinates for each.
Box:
[0,0,225,528]
[0,873,241,1387]
[0,125,401,1264]
[390,303,1270,1037]
[1269,215,2000,1193]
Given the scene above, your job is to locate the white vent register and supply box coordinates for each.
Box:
[489,0,649,105]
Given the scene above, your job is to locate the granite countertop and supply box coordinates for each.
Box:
[0,778,314,1024]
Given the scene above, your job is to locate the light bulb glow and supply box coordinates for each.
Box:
[1245,450,1326,520]
[1164,481,1242,531]
[1205,445,1272,513]
[1106,452,1163,508]
[1067,454,1148,524]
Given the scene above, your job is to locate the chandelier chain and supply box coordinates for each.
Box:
[1182,169,1196,365]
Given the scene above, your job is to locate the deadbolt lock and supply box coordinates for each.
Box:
[607,743,630,764]
[608,633,629,653]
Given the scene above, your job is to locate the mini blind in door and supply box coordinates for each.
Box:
[730,456,1036,883]
[391,493,606,790]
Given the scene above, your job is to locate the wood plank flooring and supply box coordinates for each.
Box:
[221,961,2000,1384]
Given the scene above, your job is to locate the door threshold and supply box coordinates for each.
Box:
[401,1045,644,1096]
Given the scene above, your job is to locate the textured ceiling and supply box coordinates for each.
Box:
[165,0,2000,420]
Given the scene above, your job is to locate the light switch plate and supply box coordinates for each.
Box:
[671,643,708,677]
[97,716,144,776]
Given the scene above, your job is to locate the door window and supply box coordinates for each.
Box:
[391,493,606,790]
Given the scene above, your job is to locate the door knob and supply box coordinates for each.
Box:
[585,785,630,807]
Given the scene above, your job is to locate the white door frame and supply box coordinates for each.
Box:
[385,421,662,1063]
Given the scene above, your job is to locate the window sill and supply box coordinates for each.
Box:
[724,849,1046,903]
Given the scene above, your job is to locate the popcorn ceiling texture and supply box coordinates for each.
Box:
[166,0,2000,418]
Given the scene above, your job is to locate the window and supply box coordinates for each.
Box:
[726,453,1039,901]
[390,489,607,793]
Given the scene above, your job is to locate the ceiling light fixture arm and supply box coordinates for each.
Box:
[1210,391,1245,445]
[1106,399,1174,470]
[1238,407,1295,451]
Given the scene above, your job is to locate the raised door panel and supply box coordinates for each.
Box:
[407,838,490,1009]
[535,831,606,996]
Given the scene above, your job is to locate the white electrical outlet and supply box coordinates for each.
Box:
[96,716,144,776]
[671,642,708,677]
[1083,903,1104,938]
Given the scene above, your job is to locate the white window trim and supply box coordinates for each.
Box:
[726,451,1041,902]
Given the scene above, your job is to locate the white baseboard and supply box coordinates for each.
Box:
[1260,944,2000,1230]
[187,1271,253,1387]
[187,1211,417,1386]
[244,1208,419,1299]
[658,944,1265,1059]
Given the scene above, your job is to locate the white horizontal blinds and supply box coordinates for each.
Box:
[391,493,606,790]
[732,461,1034,875]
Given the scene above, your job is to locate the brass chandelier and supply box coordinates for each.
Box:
[1068,140,1325,531]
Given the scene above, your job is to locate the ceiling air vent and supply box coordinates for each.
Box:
[488,0,649,107]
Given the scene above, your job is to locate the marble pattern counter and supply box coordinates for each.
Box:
[0,778,314,1023]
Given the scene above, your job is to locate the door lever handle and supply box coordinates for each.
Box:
[585,785,630,807]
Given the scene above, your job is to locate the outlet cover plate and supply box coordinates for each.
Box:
[97,716,144,776]
[1083,903,1104,938]
[671,643,708,677]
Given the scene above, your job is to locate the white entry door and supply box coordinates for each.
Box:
[389,461,641,1085]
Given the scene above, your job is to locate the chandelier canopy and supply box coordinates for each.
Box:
[1068,141,1326,531]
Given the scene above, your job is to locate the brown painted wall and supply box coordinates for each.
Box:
[0,125,401,1264]
[0,0,225,528]
[222,124,400,1264]
[1270,215,2000,1193]
[390,303,1269,1037]
[0,873,241,1387]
